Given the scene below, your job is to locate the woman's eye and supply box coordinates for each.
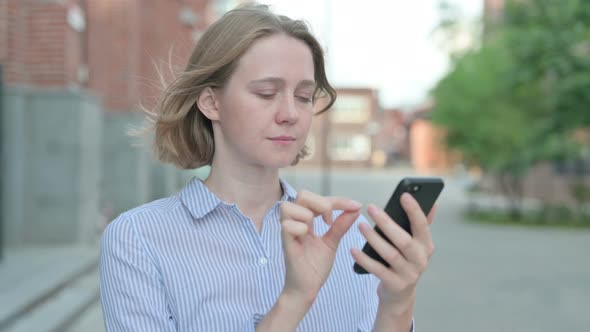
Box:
[256,93,275,99]
[297,96,312,103]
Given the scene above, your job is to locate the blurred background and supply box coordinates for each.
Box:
[0,0,589,331]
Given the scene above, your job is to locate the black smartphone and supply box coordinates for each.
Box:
[353,177,444,275]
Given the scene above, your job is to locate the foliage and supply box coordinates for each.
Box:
[431,0,590,213]
[466,207,590,228]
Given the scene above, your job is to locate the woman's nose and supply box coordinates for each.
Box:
[275,96,299,124]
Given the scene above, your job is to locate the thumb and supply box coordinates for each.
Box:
[323,210,360,250]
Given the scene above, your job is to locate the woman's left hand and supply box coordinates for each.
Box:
[351,192,437,316]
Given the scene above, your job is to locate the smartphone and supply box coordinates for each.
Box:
[353,177,444,275]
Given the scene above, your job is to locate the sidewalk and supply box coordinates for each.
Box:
[0,244,100,332]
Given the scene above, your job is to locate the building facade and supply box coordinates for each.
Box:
[301,87,380,168]
[1,0,212,111]
[0,0,214,247]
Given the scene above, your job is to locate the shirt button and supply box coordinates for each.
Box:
[259,257,268,265]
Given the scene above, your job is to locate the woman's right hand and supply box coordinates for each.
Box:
[279,190,362,306]
[256,191,361,331]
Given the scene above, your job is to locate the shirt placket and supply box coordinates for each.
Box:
[230,204,278,314]
[256,204,284,313]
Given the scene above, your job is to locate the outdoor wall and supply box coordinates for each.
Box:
[1,86,102,246]
[149,154,210,203]
[101,112,150,218]
[149,160,186,203]
[101,112,197,219]
[410,119,455,173]
[517,162,589,206]
[0,86,211,248]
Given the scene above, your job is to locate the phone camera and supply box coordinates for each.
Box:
[411,185,421,192]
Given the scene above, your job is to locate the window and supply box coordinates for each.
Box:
[331,95,370,123]
[329,134,371,161]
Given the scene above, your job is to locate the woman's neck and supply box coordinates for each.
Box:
[203,159,283,230]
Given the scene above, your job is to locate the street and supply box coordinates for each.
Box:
[68,168,590,331]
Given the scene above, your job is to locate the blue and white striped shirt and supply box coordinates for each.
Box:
[100,177,410,331]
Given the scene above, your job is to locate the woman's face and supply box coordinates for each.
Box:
[212,33,316,169]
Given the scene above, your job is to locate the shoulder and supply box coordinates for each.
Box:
[102,196,185,243]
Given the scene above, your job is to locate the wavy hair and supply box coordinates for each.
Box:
[144,3,336,169]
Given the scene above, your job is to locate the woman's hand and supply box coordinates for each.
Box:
[351,193,437,330]
[257,190,361,331]
[279,190,362,306]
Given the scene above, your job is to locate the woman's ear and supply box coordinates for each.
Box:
[196,87,220,121]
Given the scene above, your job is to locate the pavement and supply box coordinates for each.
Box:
[0,244,99,332]
[3,167,590,331]
[283,168,590,331]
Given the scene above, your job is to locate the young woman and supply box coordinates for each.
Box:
[100,4,436,332]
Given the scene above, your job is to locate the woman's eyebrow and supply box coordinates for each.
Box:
[247,77,316,89]
[298,80,316,89]
[248,77,284,87]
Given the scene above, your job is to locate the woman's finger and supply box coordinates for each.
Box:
[322,210,360,250]
[350,247,402,286]
[357,222,412,275]
[280,219,309,250]
[295,190,361,226]
[367,204,429,270]
[366,205,414,256]
[280,201,315,231]
[401,193,434,252]
[295,190,334,225]
[281,219,308,237]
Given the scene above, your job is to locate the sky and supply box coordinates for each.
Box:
[262,0,483,109]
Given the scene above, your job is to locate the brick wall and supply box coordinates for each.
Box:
[2,0,82,86]
[86,0,210,111]
[375,109,409,164]
[0,0,8,67]
[410,119,455,173]
[86,0,141,111]
[1,0,211,111]
[3,0,26,83]
[301,88,379,168]
[29,0,81,87]
[138,0,210,110]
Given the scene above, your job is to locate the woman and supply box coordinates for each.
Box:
[100,4,436,331]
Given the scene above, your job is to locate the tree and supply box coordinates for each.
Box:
[431,0,590,216]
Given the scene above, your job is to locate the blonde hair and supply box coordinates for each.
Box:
[146,3,336,169]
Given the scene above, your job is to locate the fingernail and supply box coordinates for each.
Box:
[367,204,377,214]
[349,200,362,209]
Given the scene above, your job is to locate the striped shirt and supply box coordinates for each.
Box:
[100,177,413,331]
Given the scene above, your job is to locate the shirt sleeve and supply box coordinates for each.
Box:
[355,272,379,331]
[99,214,176,332]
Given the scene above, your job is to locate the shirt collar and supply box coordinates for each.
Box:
[279,178,298,202]
[178,177,297,220]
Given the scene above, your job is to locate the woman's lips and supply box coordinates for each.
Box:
[268,136,296,145]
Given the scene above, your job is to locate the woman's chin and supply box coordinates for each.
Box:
[262,155,299,169]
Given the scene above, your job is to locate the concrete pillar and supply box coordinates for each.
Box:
[101,111,151,217]
[1,86,102,246]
